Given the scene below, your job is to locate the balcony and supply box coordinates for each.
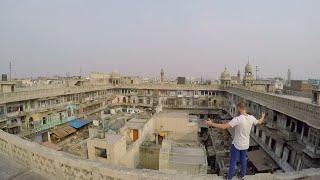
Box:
[6,111,26,118]
[0,122,6,129]
[304,144,320,158]
[251,133,294,172]
[0,114,6,122]
[6,122,21,129]
[20,116,76,137]
[281,131,297,141]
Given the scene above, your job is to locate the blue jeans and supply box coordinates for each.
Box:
[227,144,247,180]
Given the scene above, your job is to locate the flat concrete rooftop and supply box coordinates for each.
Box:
[270,93,313,104]
[127,118,148,129]
[157,110,189,118]
[105,133,123,145]
[170,147,207,165]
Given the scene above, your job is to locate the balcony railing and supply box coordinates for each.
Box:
[228,87,320,129]
[0,85,113,104]
[20,116,76,137]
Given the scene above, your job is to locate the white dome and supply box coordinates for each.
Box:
[245,62,253,74]
[111,70,120,78]
[220,67,231,80]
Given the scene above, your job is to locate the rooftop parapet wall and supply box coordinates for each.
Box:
[0,85,113,104]
[114,83,220,90]
[228,87,320,129]
[0,130,219,180]
[0,84,219,104]
[1,130,320,179]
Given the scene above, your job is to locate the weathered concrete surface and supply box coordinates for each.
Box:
[0,154,46,180]
[1,129,320,180]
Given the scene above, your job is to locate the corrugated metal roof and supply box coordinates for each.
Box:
[68,119,92,129]
[51,126,76,139]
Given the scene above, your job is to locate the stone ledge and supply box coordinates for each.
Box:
[1,130,320,180]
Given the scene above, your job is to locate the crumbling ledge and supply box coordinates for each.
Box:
[0,130,319,180]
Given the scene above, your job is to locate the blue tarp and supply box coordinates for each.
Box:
[68,119,91,129]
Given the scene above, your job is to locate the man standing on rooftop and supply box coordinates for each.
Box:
[204,102,265,180]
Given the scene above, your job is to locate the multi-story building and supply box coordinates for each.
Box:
[0,64,320,178]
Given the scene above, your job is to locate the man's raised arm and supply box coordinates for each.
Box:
[203,119,231,130]
[256,112,266,125]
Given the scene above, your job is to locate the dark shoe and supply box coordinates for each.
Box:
[237,174,245,180]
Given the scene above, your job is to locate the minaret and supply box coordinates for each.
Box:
[237,70,241,84]
[243,61,254,87]
[160,68,164,83]
[9,61,12,81]
[287,69,291,87]
[220,67,231,87]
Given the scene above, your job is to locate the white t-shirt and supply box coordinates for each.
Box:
[228,114,258,150]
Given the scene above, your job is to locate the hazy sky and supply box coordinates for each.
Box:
[0,0,319,80]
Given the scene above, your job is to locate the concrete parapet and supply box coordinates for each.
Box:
[1,128,320,179]
[0,130,222,180]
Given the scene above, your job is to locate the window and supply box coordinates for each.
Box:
[286,117,291,127]
[309,129,318,146]
[213,100,217,106]
[287,149,292,163]
[67,108,72,117]
[11,119,18,124]
[297,121,303,134]
[30,101,35,109]
[21,117,25,124]
[29,117,34,129]
[59,113,63,121]
[258,130,262,138]
[271,139,276,151]
[265,136,270,145]
[19,105,23,111]
[42,117,47,125]
[95,147,107,158]
[291,122,296,132]
[0,106,4,115]
[273,113,277,122]
[304,125,309,138]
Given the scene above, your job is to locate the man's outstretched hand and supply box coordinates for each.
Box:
[257,112,266,125]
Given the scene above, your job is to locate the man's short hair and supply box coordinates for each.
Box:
[237,102,246,110]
